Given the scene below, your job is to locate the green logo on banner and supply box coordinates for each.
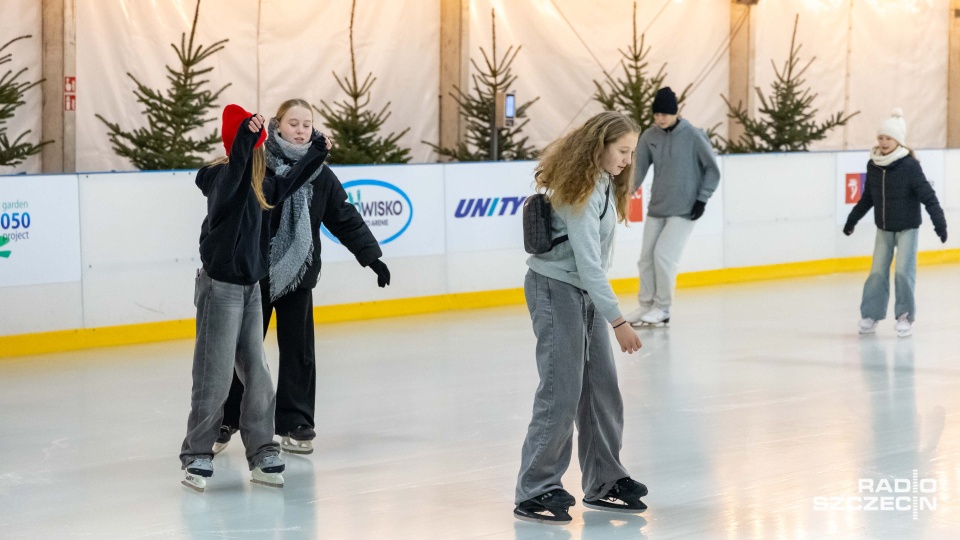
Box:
[0,236,10,258]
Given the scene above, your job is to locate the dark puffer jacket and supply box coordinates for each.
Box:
[845,154,946,234]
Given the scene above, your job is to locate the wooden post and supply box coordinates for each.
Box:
[439,0,468,160]
[40,0,75,173]
[728,1,755,144]
[948,0,960,147]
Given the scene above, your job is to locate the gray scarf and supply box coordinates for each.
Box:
[265,119,324,301]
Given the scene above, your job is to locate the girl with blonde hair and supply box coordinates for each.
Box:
[514,111,648,524]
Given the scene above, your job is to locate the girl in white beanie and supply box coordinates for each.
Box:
[843,108,947,337]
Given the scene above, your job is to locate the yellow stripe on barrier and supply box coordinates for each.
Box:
[2,249,958,359]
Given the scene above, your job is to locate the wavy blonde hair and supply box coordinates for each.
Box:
[535,111,639,222]
[208,146,272,210]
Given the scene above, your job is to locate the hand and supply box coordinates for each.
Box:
[247,114,265,133]
[369,259,390,288]
[843,223,855,236]
[690,200,706,221]
[312,130,333,150]
[936,227,947,243]
[310,131,330,159]
[613,319,642,353]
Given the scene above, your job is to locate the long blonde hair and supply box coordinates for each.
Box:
[208,146,272,210]
[535,111,639,222]
[274,98,313,125]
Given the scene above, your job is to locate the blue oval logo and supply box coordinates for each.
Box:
[321,179,413,245]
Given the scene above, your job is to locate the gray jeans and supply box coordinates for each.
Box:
[180,270,280,470]
[637,215,696,313]
[516,269,630,504]
[861,228,918,322]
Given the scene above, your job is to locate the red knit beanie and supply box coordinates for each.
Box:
[221,104,267,155]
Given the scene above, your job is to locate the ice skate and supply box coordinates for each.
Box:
[858,317,878,335]
[514,489,576,525]
[582,477,648,514]
[624,307,648,326]
[281,425,315,455]
[212,425,236,455]
[895,314,913,338]
[637,307,669,327]
[250,455,285,488]
[182,458,213,493]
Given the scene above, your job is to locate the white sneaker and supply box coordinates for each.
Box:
[624,307,647,325]
[858,318,878,335]
[895,314,913,338]
[640,307,669,325]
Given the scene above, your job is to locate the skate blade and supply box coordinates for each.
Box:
[212,442,229,455]
[281,446,314,455]
[250,478,284,488]
[582,501,645,514]
[513,513,571,526]
[181,479,205,493]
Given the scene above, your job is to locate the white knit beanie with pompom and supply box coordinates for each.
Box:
[877,108,907,145]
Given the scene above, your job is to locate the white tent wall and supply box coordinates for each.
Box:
[258,0,439,163]
[0,0,43,175]
[464,0,730,154]
[752,0,947,152]
[846,0,948,150]
[76,0,260,173]
[76,0,439,173]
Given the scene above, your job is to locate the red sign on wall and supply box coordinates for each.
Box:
[64,77,76,93]
[64,94,76,111]
[845,173,865,204]
[628,187,644,223]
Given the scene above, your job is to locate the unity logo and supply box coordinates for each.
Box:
[813,470,936,520]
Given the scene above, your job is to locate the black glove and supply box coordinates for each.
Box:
[369,259,390,288]
[843,222,855,236]
[690,200,706,221]
[936,227,947,243]
[310,130,329,160]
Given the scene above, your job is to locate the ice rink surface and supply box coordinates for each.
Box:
[1,266,959,539]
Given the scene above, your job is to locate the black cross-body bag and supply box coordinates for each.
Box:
[523,182,610,255]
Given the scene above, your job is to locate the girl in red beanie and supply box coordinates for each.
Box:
[180,104,328,492]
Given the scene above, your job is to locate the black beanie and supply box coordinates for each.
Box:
[652,87,678,115]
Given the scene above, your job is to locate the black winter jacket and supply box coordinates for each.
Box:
[263,165,381,290]
[845,154,946,234]
[196,120,326,285]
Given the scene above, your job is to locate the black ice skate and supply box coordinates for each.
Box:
[582,478,648,514]
[514,489,576,525]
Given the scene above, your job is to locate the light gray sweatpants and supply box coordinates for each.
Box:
[637,215,696,313]
[515,269,630,504]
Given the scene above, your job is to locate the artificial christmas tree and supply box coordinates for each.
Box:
[96,0,229,170]
[0,35,51,168]
[315,0,410,165]
[714,15,857,154]
[426,9,538,162]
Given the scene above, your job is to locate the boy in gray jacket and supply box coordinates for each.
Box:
[625,87,720,325]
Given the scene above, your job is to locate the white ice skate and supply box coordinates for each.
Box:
[250,455,285,488]
[182,473,207,493]
[638,307,670,327]
[858,318,878,335]
[281,436,313,455]
[182,458,214,493]
[624,307,648,326]
[895,314,913,338]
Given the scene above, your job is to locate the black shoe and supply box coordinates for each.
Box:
[216,425,237,444]
[514,489,575,525]
[582,478,648,514]
[289,425,316,441]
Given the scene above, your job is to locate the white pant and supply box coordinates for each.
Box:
[637,216,696,313]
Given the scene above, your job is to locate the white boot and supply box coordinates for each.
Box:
[624,307,648,325]
[250,454,285,488]
[858,318,878,335]
[895,314,913,338]
[639,307,669,325]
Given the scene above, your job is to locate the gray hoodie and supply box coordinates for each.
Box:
[526,174,622,323]
[633,118,720,218]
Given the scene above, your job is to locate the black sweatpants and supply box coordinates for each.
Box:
[222,277,317,436]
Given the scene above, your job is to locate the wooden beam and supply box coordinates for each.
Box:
[439,0,468,160]
[948,0,960,147]
[41,0,64,173]
[728,1,754,145]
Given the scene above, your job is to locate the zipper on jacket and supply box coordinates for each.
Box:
[881,169,886,229]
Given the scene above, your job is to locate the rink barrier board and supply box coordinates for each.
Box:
[2,249,957,360]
